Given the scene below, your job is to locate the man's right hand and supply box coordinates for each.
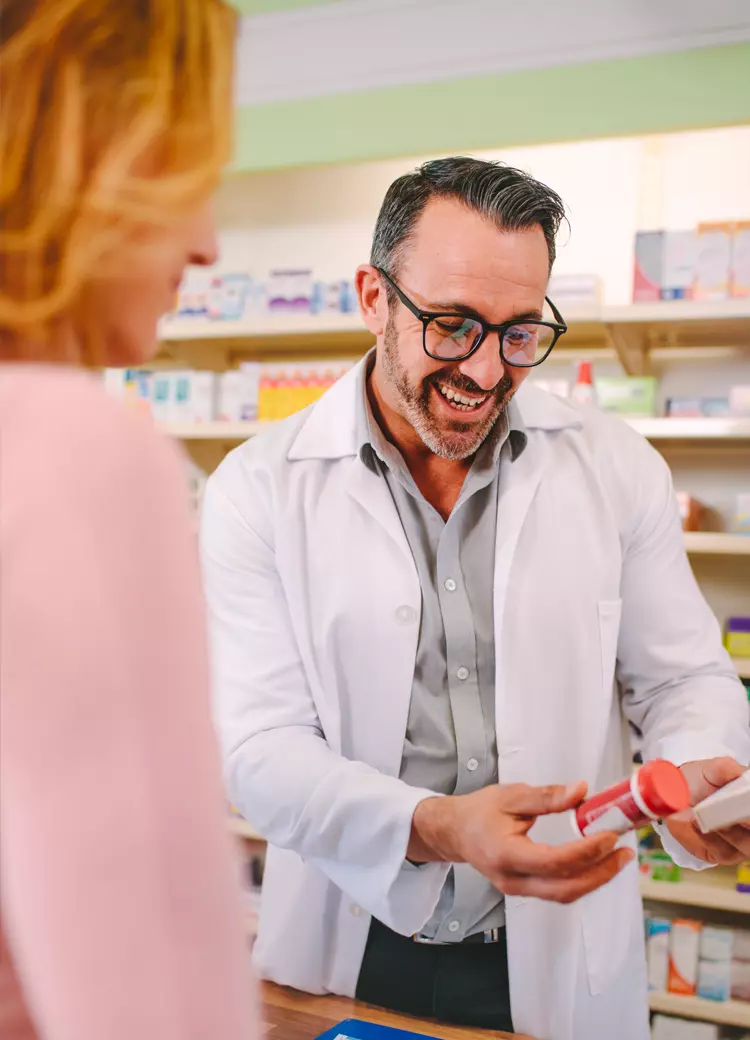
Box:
[409,781,633,904]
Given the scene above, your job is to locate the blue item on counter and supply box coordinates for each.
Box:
[315,1021,439,1040]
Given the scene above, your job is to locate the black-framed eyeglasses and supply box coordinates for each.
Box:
[376,266,567,368]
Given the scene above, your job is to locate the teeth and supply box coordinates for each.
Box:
[438,384,488,409]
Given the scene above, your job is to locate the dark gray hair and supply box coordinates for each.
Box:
[370,156,566,277]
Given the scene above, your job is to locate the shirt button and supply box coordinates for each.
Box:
[467,758,479,772]
[350,904,363,917]
[456,666,469,681]
[444,578,457,592]
[395,605,417,625]
[448,920,460,933]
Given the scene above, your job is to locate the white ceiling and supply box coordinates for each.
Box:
[235,0,750,106]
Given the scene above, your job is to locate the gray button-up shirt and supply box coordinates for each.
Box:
[356,360,527,941]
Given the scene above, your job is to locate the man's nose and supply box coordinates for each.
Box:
[456,333,508,391]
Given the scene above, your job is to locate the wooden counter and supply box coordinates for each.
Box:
[262,982,534,1039]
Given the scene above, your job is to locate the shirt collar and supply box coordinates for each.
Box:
[356,350,527,476]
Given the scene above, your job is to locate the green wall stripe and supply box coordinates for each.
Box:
[232,43,750,172]
[233,0,340,14]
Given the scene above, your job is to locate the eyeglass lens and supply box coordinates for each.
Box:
[425,317,556,367]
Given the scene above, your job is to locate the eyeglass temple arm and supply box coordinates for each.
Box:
[545,296,567,328]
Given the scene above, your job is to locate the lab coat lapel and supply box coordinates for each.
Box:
[345,455,415,566]
[492,430,552,762]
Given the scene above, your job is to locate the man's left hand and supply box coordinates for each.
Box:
[666,757,750,865]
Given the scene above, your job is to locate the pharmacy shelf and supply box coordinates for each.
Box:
[228,817,264,842]
[683,533,750,556]
[626,418,750,441]
[648,992,750,1027]
[606,297,750,325]
[164,420,264,441]
[735,658,750,680]
[157,299,750,371]
[640,869,750,913]
[158,311,373,359]
[166,418,750,446]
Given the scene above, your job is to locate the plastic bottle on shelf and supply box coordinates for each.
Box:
[570,359,596,406]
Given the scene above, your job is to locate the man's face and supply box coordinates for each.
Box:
[375,197,550,461]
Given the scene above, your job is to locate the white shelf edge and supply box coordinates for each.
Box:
[605,298,750,324]
[157,299,750,344]
[166,418,750,447]
[683,533,750,556]
[640,875,750,913]
[626,418,750,441]
[164,420,265,440]
[649,991,750,1027]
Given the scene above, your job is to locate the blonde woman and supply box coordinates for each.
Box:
[0,2,258,1037]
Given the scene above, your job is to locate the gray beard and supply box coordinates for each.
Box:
[381,315,513,461]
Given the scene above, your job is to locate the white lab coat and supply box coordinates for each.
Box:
[201,359,750,1040]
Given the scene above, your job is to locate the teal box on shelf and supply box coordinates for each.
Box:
[595,377,659,417]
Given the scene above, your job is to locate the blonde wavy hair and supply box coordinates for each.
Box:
[0,0,236,362]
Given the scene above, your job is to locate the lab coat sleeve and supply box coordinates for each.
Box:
[201,468,449,935]
[614,432,750,868]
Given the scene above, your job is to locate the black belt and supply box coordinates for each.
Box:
[412,926,503,946]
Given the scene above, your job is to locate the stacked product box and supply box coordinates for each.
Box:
[651,1017,720,1040]
[104,363,354,424]
[105,369,218,424]
[645,913,750,1005]
[256,361,353,422]
[632,222,750,302]
[163,267,357,324]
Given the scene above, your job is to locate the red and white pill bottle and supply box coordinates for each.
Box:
[573,759,691,837]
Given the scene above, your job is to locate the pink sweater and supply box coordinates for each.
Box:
[0,367,258,1039]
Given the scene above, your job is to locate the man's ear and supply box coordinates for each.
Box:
[355,265,387,337]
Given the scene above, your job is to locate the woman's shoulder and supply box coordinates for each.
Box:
[0,365,186,509]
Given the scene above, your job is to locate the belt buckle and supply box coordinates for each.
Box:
[412,933,447,945]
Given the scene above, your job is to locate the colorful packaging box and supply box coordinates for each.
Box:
[150,371,172,423]
[700,926,734,962]
[646,917,671,991]
[661,230,696,301]
[188,371,217,423]
[676,493,703,533]
[732,957,750,1001]
[726,618,750,657]
[693,222,733,301]
[667,919,701,995]
[595,376,659,417]
[207,273,253,321]
[698,958,731,1001]
[633,231,664,302]
[731,221,750,298]
[734,493,750,535]
[238,363,262,422]
[666,396,730,417]
[217,370,245,422]
[729,386,750,417]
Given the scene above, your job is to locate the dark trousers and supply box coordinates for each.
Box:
[356,918,514,1032]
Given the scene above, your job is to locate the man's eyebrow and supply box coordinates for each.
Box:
[427,299,545,324]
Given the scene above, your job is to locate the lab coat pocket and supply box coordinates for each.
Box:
[582,836,639,995]
[598,599,622,695]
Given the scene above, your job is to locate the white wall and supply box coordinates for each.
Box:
[215,125,750,306]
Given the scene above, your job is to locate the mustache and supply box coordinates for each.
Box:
[427,369,513,397]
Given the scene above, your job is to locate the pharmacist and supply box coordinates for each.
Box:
[201,158,750,1040]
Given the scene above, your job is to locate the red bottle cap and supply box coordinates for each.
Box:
[576,360,593,385]
[639,759,691,818]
